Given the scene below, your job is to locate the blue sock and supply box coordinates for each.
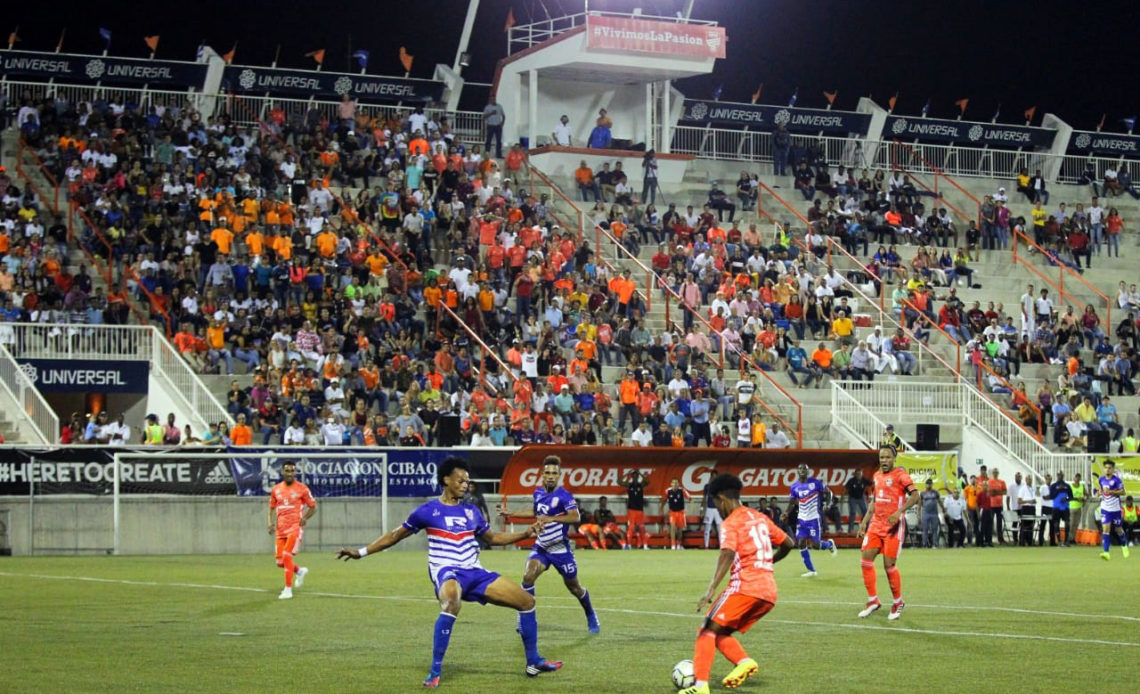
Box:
[801,548,815,572]
[522,583,535,597]
[820,540,835,551]
[430,612,457,677]
[1103,533,1111,552]
[518,608,541,664]
[578,589,595,619]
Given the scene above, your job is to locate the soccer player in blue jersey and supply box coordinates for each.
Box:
[785,463,838,577]
[337,457,562,688]
[501,455,600,633]
[1097,460,1131,561]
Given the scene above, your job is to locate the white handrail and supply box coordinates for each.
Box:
[150,329,235,429]
[0,343,55,444]
[830,382,914,451]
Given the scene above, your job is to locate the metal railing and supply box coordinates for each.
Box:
[1011,229,1111,328]
[671,127,867,170]
[0,344,57,444]
[830,382,914,451]
[3,323,152,361]
[1,80,199,118]
[150,329,234,428]
[225,94,484,140]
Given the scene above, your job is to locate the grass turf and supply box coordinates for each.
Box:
[2,546,1137,693]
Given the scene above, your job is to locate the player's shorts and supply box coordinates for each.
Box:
[627,509,646,527]
[527,545,578,579]
[434,566,501,605]
[669,510,687,529]
[1101,510,1123,527]
[275,531,303,566]
[796,518,821,542]
[706,592,775,634]
[578,523,601,536]
[603,522,621,535]
[861,528,902,559]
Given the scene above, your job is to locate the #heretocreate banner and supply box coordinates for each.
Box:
[586,16,727,59]
[498,446,877,498]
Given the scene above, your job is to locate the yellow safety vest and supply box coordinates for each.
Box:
[145,424,164,444]
[1122,436,1139,453]
[1124,505,1138,523]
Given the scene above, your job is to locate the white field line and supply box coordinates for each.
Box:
[2,570,1138,648]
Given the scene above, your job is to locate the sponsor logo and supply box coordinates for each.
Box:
[334,75,353,96]
[968,124,984,142]
[204,461,234,484]
[23,366,127,386]
[705,29,722,53]
[774,109,791,126]
[891,118,908,135]
[238,69,257,90]
[1075,133,1091,149]
[688,102,708,121]
[19,362,37,383]
[85,59,105,79]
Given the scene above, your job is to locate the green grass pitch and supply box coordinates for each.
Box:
[2,546,1137,692]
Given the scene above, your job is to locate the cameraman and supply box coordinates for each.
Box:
[641,149,659,205]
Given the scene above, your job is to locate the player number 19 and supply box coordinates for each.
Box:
[747,522,774,569]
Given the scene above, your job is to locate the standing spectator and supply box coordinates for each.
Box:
[845,471,870,533]
[943,487,967,548]
[1012,473,1037,546]
[975,467,992,547]
[482,98,505,158]
[919,479,943,548]
[772,124,791,177]
[1048,472,1074,546]
[641,150,659,205]
[987,468,1008,544]
[552,115,572,146]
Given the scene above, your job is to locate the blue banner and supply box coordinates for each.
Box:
[882,115,1054,148]
[228,447,459,497]
[1068,130,1140,157]
[222,65,444,104]
[0,50,206,87]
[16,358,149,393]
[679,100,871,135]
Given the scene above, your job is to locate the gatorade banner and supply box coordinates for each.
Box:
[897,452,959,491]
[1092,456,1140,495]
[498,446,877,498]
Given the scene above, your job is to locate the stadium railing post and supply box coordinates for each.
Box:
[27,456,35,556]
[113,452,121,556]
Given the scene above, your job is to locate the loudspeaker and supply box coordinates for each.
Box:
[437,415,462,447]
[915,424,940,450]
[1087,429,1110,453]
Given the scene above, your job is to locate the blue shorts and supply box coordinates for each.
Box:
[527,545,578,579]
[796,518,821,542]
[434,566,501,605]
[1101,510,1123,527]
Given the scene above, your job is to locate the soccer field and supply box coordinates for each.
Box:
[3,547,1137,693]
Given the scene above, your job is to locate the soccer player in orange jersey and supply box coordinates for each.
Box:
[681,474,795,694]
[856,445,920,620]
[268,461,317,600]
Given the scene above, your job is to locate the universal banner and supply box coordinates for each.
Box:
[0,50,206,87]
[883,116,1054,148]
[0,447,234,495]
[1067,131,1140,158]
[222,65,444,104]
[498,446,877,499]
[585,16,727,59]
[16,358,149,393]
[680,101,871,135]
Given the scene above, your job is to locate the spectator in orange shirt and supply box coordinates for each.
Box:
[230,413,253,446]
[811,342,834,387]
[575,161,601,202]
[618,371,641,433]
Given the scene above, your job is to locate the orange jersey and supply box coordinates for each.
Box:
[270,481,316,537]
[719,505,788,603]
[868,466,916,536]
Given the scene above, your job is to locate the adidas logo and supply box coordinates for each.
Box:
[205,461,234,484]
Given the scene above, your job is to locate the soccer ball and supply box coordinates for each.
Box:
[672,659,696,689]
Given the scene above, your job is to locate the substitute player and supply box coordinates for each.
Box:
[500,456,600,633]
[661,477,692,550]
[268,461,316,600]
[624,469,650,549]
[1098,460,1131,561]
[856,445,920,621]
[786,463,838,577]
[681,473,794,694]
[337,457,561,687]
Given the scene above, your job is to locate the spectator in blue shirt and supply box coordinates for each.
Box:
[786,340,814,387]
[1097,396,1124,440]
[689,392,712,446]
[488,416,509,446]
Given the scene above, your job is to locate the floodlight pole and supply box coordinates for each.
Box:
[453,0,481,75]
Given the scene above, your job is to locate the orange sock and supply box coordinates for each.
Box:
[693,629,717,683]
[715,634,748,665]
[283,552,295,588]
[885,566,901,601]
[860,560,877,599]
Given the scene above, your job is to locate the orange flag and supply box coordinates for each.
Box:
[955,98,969,115]
[504,8,516,32]
[222,44,236,64]
[1023,106,1036,122]
[399,46,413,73]
[144,35,159,53]
[823,90,837,105]
[887,93,898,112]
[306,48,325,65]
[750,83,763,105]
[7,30,20,48]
